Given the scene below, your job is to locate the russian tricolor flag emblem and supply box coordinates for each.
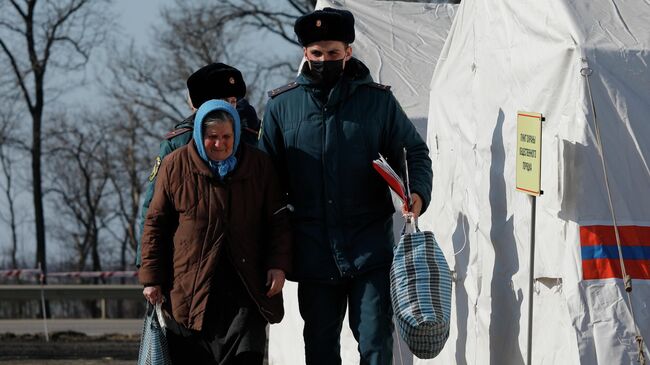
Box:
[581,225,650,280]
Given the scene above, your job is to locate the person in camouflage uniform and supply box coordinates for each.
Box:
[136,63,260,267]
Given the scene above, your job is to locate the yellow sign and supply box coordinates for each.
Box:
[516,112,543,196]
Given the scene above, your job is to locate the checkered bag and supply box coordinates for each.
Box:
[138,302,171,365]
[390,219,452,359]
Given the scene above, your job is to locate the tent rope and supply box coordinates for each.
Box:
[581,64,646,365]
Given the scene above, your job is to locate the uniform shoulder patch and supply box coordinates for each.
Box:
[267,82,299,98]
[367,82,391,91]
[148,156,162,182]
[164,127,192,140]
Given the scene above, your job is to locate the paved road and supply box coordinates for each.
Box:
[0,319,141,336]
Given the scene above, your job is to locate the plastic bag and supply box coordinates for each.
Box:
[137,301,171,365]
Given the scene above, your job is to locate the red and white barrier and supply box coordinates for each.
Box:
[0,269,42,277]
[0,269,137,279]
[47,271,138,278]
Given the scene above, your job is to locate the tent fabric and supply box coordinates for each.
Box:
[420,0,650,364]
[270,0,649,364]
[267,1,456,364]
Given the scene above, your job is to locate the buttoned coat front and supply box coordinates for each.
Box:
[259,58,432,282]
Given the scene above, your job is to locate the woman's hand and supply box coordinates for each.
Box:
[266,269,286,298]
[143,285,163,304]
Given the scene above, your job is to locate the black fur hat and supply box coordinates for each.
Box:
[294,7,355,46]
[186,63,246,108]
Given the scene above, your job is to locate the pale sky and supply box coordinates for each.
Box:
[113,0,175,45]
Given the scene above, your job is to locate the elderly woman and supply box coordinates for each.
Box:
[139,100,292,365]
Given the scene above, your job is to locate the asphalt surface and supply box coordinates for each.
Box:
[0,319,141,336]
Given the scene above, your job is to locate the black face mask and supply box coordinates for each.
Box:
[306,59,345,88]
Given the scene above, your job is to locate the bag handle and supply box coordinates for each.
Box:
[155,301,166,330]
[146,300,167,330]
[401,214,420,235]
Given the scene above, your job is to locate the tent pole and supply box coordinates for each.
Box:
[526,195,537,365]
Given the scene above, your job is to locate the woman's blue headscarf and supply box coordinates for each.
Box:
[193,99,241,179]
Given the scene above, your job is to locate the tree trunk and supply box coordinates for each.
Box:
[0,148,19,269]
[33,108,46,277]
[32,101,49,318]
[8,187,18,269]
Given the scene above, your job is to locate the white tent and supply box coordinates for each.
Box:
[271,0,649,364]
[268,1,457,364]
[421,1,650,364]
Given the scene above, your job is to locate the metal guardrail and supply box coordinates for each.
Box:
[0,284,142,300]
[0,285,143,320]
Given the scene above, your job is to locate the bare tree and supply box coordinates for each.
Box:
[46,116,113,274]
[220,0,315,46]
[103,1,238,131]
[0,103,22,269]
[196,0,315,107]
[105,44,188,138]
[0,150,19,269]
[103,102,154,270]
[0,0,111,276]
[106,0,315,123]
[101,46,191,266]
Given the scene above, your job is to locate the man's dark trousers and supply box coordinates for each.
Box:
[298,267,393,365]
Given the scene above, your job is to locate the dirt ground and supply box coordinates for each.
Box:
[0,332,139,365]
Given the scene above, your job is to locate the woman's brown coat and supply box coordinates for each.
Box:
[139,142,292,331]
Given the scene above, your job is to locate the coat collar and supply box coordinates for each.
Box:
[297,57,372,86]
[297,57,373,106]
[187,142,254,181]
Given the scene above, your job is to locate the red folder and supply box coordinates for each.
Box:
[372,154,407,204]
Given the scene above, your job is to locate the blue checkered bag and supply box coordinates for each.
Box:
[390,219,452,359]
[138,302,171,365]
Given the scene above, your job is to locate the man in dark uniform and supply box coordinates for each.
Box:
[136,63,260,267]
[259,7,433,365]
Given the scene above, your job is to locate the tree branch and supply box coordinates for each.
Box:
[0,39,34,111]
[42,0,90,70]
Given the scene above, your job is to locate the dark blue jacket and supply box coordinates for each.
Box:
[259,58,432,281]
